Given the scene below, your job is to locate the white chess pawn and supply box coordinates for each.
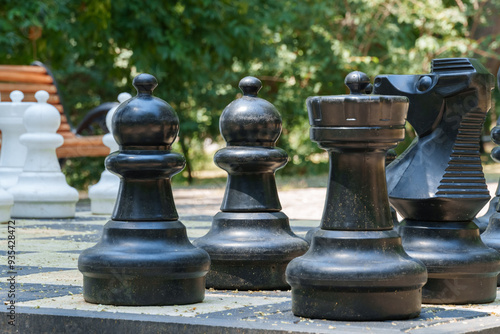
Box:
[0,91,35,188]
[8,90,79,218]
[89,92,131,214]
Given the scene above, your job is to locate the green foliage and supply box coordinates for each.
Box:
[63,156,105,190]
[0,0,499,188]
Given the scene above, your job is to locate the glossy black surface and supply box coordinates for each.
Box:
[375,58,500,303]
[78,74,210,305]
[476,116,500,233]
[286,71,427,321]
[481,68,500,285]
[193,76,308,290]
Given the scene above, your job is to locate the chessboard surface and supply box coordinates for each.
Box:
[2,188,500,333]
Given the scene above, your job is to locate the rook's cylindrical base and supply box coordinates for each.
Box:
[286,229,427,321]
[291,286,422,321]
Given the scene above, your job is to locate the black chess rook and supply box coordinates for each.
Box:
[286,71,427,321]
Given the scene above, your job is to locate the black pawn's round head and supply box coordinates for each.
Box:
[112,73,180,149]
[345,71,372,95]
[134,73,158,95]
[238,76,262,97]
[220,76,282,146]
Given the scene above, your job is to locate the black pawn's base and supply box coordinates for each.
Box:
[82,276,205,306]
[286,229,427,321]
[193,211,309,290]
[205,260,289,290]
[78,220,210,306]
[482,212,500,285]
[476,196,499,233]
[399,220,500,304]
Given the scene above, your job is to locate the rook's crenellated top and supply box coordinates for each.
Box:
[307,72,407,129]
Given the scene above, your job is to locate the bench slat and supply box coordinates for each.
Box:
[0,71,54,84]
[58,123,71,132]
[0,65,46,73]
[57,135,108,158]
[62,136,105,146]
[56,146,109,158]
[0,83,57,94]
[60,132,76,139]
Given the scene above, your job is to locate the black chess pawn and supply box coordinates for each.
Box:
[78,74,210,305]
[374,58,500,304]
[286,71,427,321]
[193,76,309,290]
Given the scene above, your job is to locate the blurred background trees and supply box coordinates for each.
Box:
[0,0,499,188]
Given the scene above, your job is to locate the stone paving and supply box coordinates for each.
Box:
[1,183,500,333]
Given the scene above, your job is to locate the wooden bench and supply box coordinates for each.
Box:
[0,62,117,158]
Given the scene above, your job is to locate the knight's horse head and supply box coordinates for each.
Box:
[373,58,495,222]
[374,58,494,137]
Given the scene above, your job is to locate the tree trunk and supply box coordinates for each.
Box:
[179,136,193,184]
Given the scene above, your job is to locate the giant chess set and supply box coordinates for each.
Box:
[2,58,500,333]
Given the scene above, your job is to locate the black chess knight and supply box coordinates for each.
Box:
[374,58,500,304]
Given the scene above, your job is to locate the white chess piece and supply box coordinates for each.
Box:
[0,93,18,223]
[89,92,131,214]
[0,91,35,188]
[8,90,79,218]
